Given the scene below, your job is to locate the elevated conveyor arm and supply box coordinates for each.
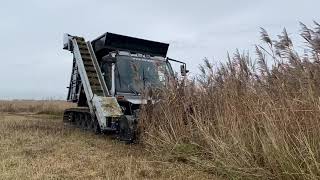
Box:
[63,34,122,130]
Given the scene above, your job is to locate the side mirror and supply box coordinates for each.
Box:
[102,55,116,64]
[180,64,189,76]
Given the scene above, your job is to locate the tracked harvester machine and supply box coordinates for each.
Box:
[62,32,188,142]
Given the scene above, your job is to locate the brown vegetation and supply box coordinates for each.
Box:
[0,100,74,116]
[0,111,213,179]
[139,22,320,179]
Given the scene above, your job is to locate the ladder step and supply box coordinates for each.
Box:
[83,60,92,65]
[82,55,92,60]
[78,44,88,49]
[91,85,102,90]
[79,50,89,55]
[83,61,94,66]
[87,73,98,78]
[95,92,104,96]
[77,42,86,47]
[75,37,85,42]
[89,78,100,84]
[87,72,98,76]
[88,78,99,83]
[76,39,86,44]
[87,73,98,77]
[93,88,104,93]
[92,88,103,95]
[85,66,96,72]
[87,71,96,74]
[89,79,100,85]
[84,64,94,69]
[81,51,90,56]
[90,81,101,86]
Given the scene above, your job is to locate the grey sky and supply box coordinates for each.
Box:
[0,0,318,99]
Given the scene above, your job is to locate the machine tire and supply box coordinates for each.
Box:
[84,113,91,130]
[70,112,76,124]
[85,114,92,131]
[87,117,94,130]
[80,113,87,130]
[92,118,101,134]
[118,116,135,143]
[75,113,81,128]
[63,111,70,123]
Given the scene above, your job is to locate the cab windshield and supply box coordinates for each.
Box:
[115,55,172,94]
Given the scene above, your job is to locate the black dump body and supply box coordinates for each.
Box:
[91,32,169,61]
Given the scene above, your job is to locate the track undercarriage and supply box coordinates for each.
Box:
[63,108,101,134]
[63,108,136,143]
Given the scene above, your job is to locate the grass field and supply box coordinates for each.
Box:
[2,22,320,180]
[0,101,215,180]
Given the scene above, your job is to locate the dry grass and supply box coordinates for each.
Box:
[139,22,320,179]
[0,111,214,179]
[0,100,74,116]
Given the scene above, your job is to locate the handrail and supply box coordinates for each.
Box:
[87,41,110,96]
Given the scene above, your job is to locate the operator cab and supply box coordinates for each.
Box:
[101,51,174,96]
[91,32,188,100]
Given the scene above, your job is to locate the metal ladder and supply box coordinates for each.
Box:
[69,36,122,130]
[73,37,106,96]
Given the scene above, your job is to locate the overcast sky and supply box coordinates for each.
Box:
[0,0,318,99]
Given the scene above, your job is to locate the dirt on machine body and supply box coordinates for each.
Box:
[62,32,188,142]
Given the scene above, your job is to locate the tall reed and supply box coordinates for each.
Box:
[139,22,320,179]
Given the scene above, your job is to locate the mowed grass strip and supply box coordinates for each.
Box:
[0,113,214,180]
[0,100,74,116]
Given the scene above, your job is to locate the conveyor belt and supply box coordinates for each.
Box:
[74,37,104,96]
